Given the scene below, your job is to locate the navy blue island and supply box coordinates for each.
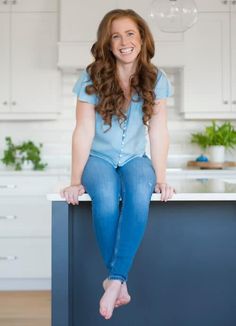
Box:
[48,178,236,326]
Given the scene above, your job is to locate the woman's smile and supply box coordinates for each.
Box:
[119,47,134,54]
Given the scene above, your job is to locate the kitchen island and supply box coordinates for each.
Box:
[48,178,236,326]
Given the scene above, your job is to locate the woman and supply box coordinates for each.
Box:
[61,8,175,320]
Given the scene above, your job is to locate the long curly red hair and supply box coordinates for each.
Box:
[85,9,158,129]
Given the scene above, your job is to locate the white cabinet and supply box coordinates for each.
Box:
[183,13,231,118]
[182,4,236,119]
[0,13,10,111]
[0,0,57,13]
[0,0,10,12]
[0,238,51,278]
[9,0,58,12]
[11,13,59,114]
[0,197,51,237]
[0,173,65,290]
[194,0,230,12]
[231,8,236,111]
[0,0,60,120]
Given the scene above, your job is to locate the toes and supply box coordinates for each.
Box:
[100,307,112,319]
[99,307,107,318]
[105,312,112,320]
[100,305,112,319]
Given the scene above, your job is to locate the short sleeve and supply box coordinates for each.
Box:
[154,69,173,100]
[72,70,98,105]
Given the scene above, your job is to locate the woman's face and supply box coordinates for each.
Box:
[110,17,142,66]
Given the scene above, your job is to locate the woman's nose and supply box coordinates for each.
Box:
[120,35,127,45]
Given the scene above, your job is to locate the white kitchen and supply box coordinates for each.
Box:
[0,0,236,325]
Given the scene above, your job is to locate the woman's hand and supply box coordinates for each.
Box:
[60,184,85,205]
[154,182,176,202]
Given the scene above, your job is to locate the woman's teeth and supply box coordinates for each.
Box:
[120,47,134,54]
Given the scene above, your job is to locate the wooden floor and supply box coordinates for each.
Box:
[0,291,51,326]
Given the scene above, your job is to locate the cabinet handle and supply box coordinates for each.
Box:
[2,101,8,105]
[223,100,228,104]
[232,100,236,104]
[0,215,17,220]
[222,0,228,4]
[232,0,236,4]
[0,256,18,261]
[0,184,17,189]
[11,0,17,4]
[2,0,8,4]
[11,101,16,106]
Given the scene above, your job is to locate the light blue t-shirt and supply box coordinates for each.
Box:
[73,69,172,168]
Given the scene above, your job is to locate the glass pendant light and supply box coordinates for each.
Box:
[149,0,198,33]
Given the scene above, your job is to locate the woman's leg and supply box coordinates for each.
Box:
[81,156,121,271]
[82,156,124,319]
[108,155,156,282]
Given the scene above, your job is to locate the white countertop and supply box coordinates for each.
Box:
[47,178,236,201]
[0,168,236,177]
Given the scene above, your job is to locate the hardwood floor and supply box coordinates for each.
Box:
[0,291,51,326]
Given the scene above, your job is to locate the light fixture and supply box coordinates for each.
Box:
[149,0,198,33]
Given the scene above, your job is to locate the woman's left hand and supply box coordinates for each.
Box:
[155,182,176,202]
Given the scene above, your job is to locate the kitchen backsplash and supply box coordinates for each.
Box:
[0,68,235,170]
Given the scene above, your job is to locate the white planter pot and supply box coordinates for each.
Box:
[208,145,225,163]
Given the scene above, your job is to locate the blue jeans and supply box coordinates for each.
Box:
[81,155,156,283]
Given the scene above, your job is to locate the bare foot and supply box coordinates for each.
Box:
[114,282,131,308]
[99,280,122,319]
[103,279,131,308]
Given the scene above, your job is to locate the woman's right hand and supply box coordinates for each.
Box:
[60,184,85,205]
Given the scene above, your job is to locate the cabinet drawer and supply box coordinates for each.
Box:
[0,238,51,278]
[0,175,59,196]
[0,197,51,237]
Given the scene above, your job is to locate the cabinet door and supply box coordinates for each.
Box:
[0,13,10,113]
[231,11,236,111]
[0,238,51,278]
[11,0,57,12]
[183,13,230,116]
[194,0,230,12]
[0,197,51,237]
[11,13,60,114]
[0,0,11,12]
[60,0,117,42]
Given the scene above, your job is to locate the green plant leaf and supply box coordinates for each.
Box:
[0,137,48,171]
[191,121,236,149]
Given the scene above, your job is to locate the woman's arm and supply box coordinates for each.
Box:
[148,99,175,201]
[61,99,95,204]
[71,100,95,185]
[148,99,169,184]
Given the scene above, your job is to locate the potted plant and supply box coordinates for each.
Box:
[0,137,48,171]
[191,121,236,163]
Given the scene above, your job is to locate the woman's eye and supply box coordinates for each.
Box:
[112,34,119,40]
[128,32,134,37]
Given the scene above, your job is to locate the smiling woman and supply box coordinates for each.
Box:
[60,8,174,320]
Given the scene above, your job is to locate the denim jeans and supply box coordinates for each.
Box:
[81,155,156,283]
